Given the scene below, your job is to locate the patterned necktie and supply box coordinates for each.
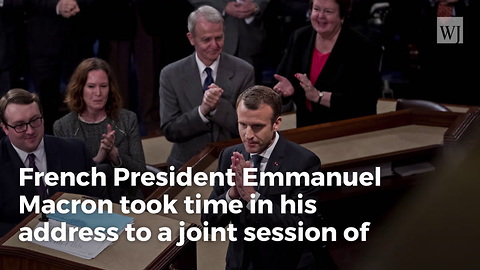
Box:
[437,4,453,17]
[203,67,214,92]
[28,153,47,198]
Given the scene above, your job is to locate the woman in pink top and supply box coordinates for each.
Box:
[274,0,382,127]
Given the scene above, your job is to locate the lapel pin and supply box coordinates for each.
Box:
[274,162,279,166]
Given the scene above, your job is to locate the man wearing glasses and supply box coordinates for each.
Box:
[0,88,108,238]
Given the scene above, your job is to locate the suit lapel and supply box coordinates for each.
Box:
[257,136,286,193]
[3,137,38,197]
[4,138,25,168]
[215,53,234,93]
[204,53,235,141]
[300,29,316,75]
[44,135,62,172]
[184,54,205,108]
[265,135,286,173]
[316,26,348,87]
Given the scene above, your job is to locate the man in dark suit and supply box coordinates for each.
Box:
[0,0,26,95]
[160,5,255,170]
[0,88,107,238]
[202,85,328,270]
[26,0,98,134]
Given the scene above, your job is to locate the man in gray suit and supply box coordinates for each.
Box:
[159,5,255,170]
[189,0,270,83]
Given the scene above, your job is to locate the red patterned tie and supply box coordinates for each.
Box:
[437,4,453,17]
[28,153,47,197]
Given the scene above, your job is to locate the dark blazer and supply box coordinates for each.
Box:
[0,0,25,94]
[26,0,99,133]
[95,0,136,41]
[202,134,322,270]
[277,24,382,127]
[26,0,98,57]
[390,0,476,105]
[160,52,255,170]
[0,135,107,238]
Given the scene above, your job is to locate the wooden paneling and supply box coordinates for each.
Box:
[0,193,197,270]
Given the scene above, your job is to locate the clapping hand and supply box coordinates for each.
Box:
[57,0,80,18]
[273,74,295,97]
[295,73,320,103]
[229,151,256,201]
[200,83,224,116]
[225,0,257,19]
[94,124,117,164]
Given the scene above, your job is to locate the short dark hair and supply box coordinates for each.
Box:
[64,57,123,119]
[237,85,282,124]
[0,88,42,125]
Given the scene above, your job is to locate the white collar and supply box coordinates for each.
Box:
[195,53,220,77]
[250,132,279,160]
[12,137,45,166]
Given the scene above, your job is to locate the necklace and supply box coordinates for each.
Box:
[78,114,107,124]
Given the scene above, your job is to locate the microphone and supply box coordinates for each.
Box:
[27,154,49,222]
[39,210,49,222]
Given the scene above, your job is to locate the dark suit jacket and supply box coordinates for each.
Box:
[160,52,255,170]
[277,24,382,127]
[0,0,25,94]
[26,0,99,133]
[26,0,98,57]
[390,0,476,105]
[0,135,107,238]
[202,134,322,270]
[95,0,136,41]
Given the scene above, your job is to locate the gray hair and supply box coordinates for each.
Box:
[187,5,224,34]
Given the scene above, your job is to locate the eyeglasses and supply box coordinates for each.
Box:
[5,117,43,133]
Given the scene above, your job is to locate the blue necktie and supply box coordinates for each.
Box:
[251,154,263,170]
[203,67,214,92]
[251,154,263,191]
